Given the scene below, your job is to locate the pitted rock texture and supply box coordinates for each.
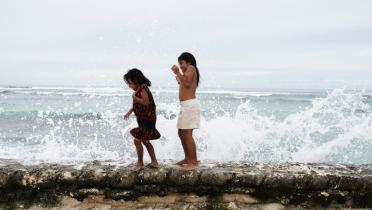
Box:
[0,159,371,209]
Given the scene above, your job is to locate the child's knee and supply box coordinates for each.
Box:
[142,140,151,146]
[133,139,141,145]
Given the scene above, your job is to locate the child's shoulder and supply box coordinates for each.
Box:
[141,85,151,92]
[188,65,196,70]
[187,65,196,72]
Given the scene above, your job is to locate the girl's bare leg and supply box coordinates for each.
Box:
[181,129,199,171]
[176,129,189,165]
[142,140,159,168]
[132,138,144,172]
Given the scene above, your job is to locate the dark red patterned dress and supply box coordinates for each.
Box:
[130,86,161,140]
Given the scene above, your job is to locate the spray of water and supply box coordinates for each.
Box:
[0,88,371,165]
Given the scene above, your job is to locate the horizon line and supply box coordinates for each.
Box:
[1,84,372,92]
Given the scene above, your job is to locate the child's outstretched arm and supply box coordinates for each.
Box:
[132,89,150,105]
[172,65,195,88]
[123,108,133,120]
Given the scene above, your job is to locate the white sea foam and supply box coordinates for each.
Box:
[0,88,371,165]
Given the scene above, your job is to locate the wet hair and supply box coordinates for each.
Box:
[123,68,151,86]
[178,52,200,87]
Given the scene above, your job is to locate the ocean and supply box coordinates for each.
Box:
[0,86,371,165]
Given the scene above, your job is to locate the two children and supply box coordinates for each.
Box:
[123,52,200,171]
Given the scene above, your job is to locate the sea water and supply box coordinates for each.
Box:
[0,86,371,165]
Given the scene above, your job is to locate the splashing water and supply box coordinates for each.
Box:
[196,89,372,164]
[0,86,371,165]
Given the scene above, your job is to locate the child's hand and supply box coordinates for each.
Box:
[171,65,180,75]
[123,112,131,120]
[175,76,180,84]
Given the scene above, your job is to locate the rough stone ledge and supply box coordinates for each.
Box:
[0,159,371,209]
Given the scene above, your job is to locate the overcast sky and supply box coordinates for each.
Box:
[1,0,372,90]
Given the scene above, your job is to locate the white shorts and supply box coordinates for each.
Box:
[177,98,201,129]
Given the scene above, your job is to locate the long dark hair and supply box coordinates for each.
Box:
[123,68,151,86]
[178,52,200,87]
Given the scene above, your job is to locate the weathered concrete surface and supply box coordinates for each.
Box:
[0,159,371,209]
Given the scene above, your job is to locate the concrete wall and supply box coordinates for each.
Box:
[0,159,371,209]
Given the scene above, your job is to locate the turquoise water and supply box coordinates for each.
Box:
[0,86,371,165]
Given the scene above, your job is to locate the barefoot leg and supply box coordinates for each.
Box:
[176,129,189,165]
[132,139,144,172]
[142,140,159,168]
[182,129,198,165]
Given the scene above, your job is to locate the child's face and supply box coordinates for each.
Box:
[178,60,189,72]
[127,80,138,91]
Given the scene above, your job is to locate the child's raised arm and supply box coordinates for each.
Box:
[172,65,196,88]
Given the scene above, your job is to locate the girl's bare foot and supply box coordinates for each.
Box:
[175,159,188,165]
[146,161,159,169]
[181,163,199,171]
[132,162,144,172]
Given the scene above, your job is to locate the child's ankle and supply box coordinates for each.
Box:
[136,161,144,165]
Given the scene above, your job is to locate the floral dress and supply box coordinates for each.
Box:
[130,85,161,140]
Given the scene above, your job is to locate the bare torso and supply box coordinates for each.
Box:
[178,68,197,101]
